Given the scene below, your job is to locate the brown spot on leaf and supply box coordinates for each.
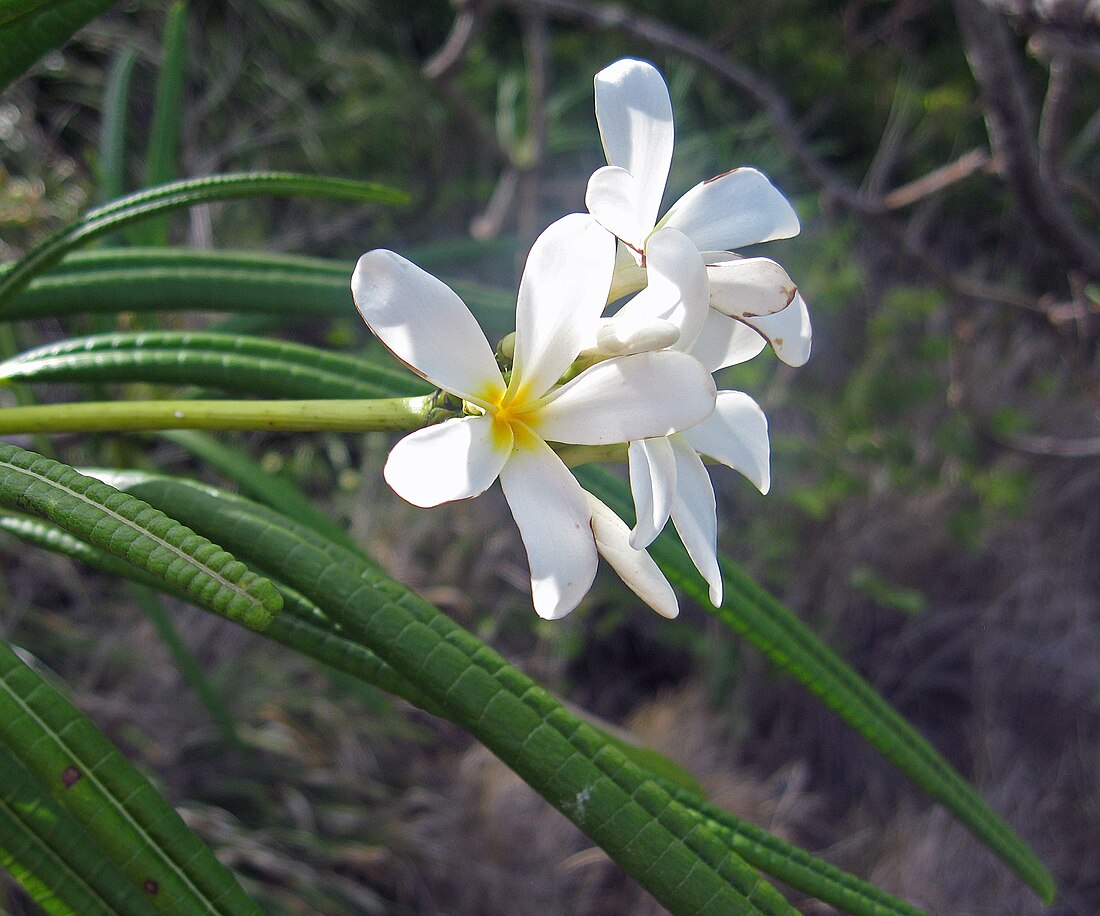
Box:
[703,167,742,184]
[144,880,159,895]
[774,337,785,345]
[61,766,81,788]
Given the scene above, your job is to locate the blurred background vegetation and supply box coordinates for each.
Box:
[1,0,1098,912]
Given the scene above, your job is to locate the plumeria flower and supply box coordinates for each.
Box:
[351,213,717,620]
[586,57,811,369]
[592,226,770,606]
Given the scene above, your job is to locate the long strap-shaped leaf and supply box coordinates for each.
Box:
[577,464,1054,903]
[92,474,791,914]
[0,331,430,399]
[0,744,157,915]
[0,175,408,311]
[134,0,187,247]
[0,493,927,915]
[0,641,260,914]
[0,0,120,89]
[0,443,280,630]
[657,781,925,916]
[1,248,514,329]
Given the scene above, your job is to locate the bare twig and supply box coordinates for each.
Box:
[422,2,509,169]
[883,148,993,210]
[423,6,483,80]
[1038,55,1078,169]
[1002,433,1100,457]
[952,0,1100,279]
[470,167,519,239]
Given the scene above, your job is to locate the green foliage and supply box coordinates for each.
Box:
[0,744,156,915]
[132,1,188,247]
[0,444,281,630]
[0,174,409,310]
[0,0,120,90]
[0,641,261,913]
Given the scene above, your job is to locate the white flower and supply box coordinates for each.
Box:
[352,213,716,620]
[611,228,772,606]
[586,57,811,368]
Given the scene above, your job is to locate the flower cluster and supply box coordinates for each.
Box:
[352,58,811,620]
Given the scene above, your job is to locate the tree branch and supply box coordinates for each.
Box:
[952,0,1100,278]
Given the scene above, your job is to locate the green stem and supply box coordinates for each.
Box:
[0,396,432,434]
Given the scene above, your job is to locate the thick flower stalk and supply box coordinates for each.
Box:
[352,213,717,619]
[586,57,812,369]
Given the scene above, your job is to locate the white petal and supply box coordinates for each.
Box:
[611,227,709,352]
[688,309,767,373]
[669,437,723,606]
[353,251,504,405]
[595,316,680,356]
[628,438,676,548]
[535,350,716,445]
[682,390,770,494]
[662,167,800,253]
[707,258,799,319]
[383,414,510,508]
[587,492,679,619]
[742,292,812,367]
[499,435,597,619]
[586,165,651,252]
[511,213,615,400]
[594,58,674,235]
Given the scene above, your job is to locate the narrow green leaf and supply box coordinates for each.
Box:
[107,473,793,915]
[0,0,77,28]
[661,781,926,916]
[98,46,138,205]
[0,0,120,90]
[0,443,281,630]
[576,464,1055,904]
[1,248,513,331]
[5,263,350,321]
[0,331,430,399]
[133,1,187,246]
[0,174,408,311]
[0,743,157,915]
[0,640,261,913]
